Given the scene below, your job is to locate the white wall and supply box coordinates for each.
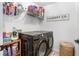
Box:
[4,2,79,56]
[0,2,3,56]
[3,11,41,32]
[3,2,42,32]
[39,2,79,55]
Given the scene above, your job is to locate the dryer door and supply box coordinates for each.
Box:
[35,40,47,56]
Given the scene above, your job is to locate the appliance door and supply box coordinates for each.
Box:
[35,40,47,56]
[21,39,28,56]
[23,38,33,56]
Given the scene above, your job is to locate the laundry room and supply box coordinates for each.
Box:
[0,2,79,56]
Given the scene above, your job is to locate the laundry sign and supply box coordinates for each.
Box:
[47,13,70,22]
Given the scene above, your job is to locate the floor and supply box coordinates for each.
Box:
[49,51,59,56]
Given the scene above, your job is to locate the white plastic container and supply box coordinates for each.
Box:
[12,43,18,56]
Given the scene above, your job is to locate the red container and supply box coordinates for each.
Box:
[10,32,12,38]
[3,32,6,38]
[6,3,10,16]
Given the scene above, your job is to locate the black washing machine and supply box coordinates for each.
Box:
[19,31,53,56]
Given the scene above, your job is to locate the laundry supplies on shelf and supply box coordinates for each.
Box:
[27,5,45,20]
[3,2,24,16]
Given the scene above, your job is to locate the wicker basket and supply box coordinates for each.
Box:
[60,42,75,56]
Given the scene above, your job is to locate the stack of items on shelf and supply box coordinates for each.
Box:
[3,2,24,16]
[3,27,19,56]
[27,5,45,19]
[3,43,18,56]
[3,27,18,41]
[3,32,12,42]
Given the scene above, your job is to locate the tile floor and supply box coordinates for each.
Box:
[49,51,59,56]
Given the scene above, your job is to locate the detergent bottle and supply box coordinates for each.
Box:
[6,3,10,16]
[11,27,18,40]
